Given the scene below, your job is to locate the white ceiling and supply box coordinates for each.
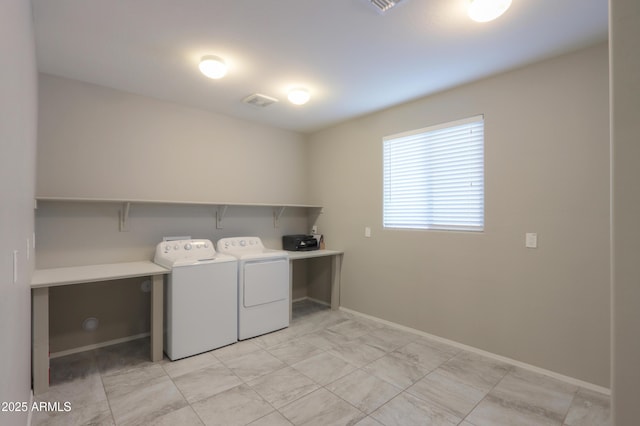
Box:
[32,0,608,134]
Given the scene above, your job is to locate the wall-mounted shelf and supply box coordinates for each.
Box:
[35,196,324,231]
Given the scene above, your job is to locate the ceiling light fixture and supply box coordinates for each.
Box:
[199,55,228,79]
[288,88,311,105]
[468,0,512,22]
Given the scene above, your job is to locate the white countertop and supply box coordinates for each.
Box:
[31,251,343,287]
[286,249,344,260]
[31,261,170,288]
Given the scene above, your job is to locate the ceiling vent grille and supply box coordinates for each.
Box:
[242,93,279,108]
[369,0,404,13]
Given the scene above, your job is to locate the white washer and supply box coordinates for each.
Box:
[154,239,237,360]
[217,237,290,340]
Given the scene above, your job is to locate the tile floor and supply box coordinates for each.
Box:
[33,301,610,426]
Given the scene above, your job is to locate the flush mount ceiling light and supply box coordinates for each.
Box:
[468,0,512,22]
[288,88,311,105]
[199,55,227,79]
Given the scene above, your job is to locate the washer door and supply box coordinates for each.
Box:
[243,258,288,307]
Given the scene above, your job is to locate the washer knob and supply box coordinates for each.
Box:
[240,240,247,247]
[184,243,192,250]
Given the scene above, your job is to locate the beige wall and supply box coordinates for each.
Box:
[37,74,309,205]
[36,76,316,352]
[35,202,311,268]
[0,0,37,424]
[308,44,611,387]
[610,0,640,423]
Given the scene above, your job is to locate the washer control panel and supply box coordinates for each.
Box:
[154,239,216,265]
[216,236,265,253]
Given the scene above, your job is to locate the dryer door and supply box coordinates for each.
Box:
[243,258,289,307]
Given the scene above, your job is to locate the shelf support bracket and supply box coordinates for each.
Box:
[216,205,228,229]
[119,202,131,232]
[273,206,286,228]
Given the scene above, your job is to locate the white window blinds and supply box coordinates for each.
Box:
[383,115,484,231]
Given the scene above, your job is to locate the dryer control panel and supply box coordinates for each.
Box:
[154,239,216,267]
[217,236,265,253]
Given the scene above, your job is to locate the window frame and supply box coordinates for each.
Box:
[382,115,485,232]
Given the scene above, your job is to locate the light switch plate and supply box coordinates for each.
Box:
[525,233,538,248]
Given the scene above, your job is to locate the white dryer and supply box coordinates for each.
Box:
[216,237,290,340]
[154,239,237,360]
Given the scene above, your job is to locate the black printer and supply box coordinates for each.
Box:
[282,234,319,251]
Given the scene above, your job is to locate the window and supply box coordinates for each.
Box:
[383,115,484,231]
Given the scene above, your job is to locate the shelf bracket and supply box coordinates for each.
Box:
[273,206,286,228]
[119,202,131,232]
[308,206,324,228]
[216,205,228,229]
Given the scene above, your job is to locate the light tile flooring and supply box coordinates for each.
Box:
[33,301,611,426]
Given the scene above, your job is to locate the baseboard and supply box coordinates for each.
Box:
[292,296,330,306]
[306,297,330,306]
[339,306,611,396]
[50,333,150,359]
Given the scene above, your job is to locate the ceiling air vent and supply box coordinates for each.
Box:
[242,93,279,108]
[369,0,404,13]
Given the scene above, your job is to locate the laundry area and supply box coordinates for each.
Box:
[34,202,343,381]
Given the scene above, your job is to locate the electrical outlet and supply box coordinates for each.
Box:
[311,225,318,234]
[365,227,372,238]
